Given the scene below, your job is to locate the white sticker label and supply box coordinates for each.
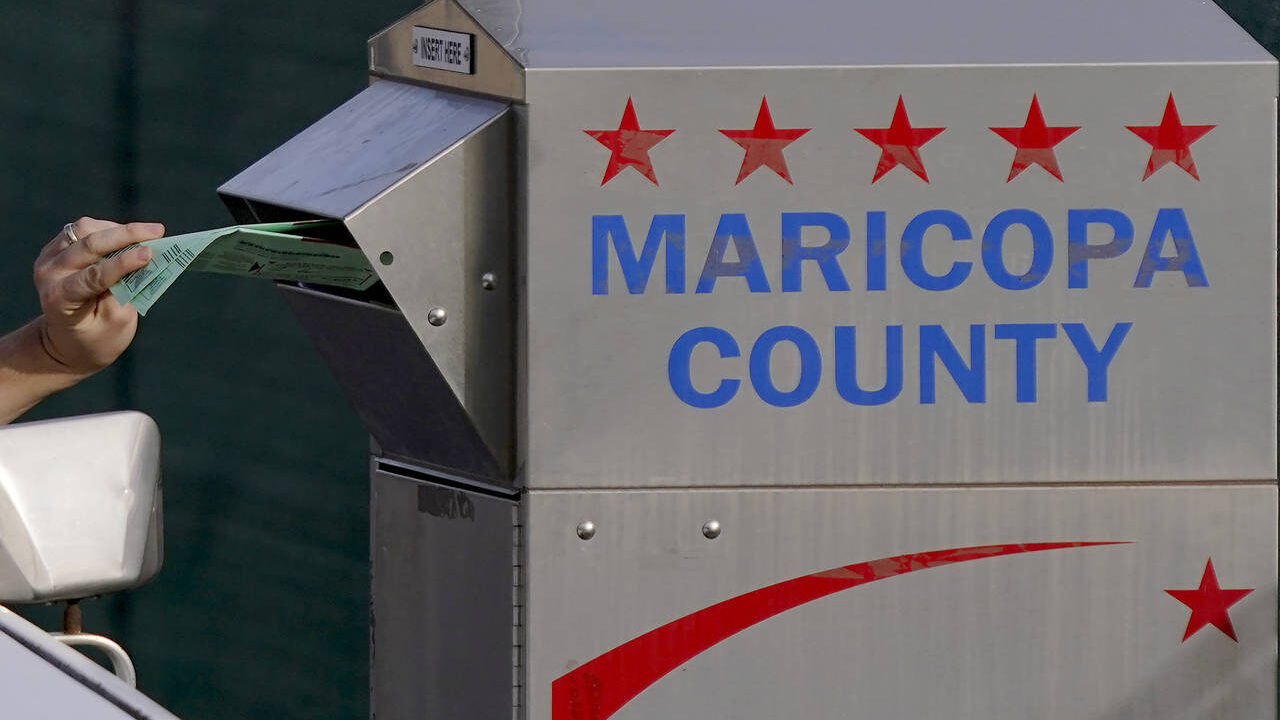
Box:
[411,26,473,74]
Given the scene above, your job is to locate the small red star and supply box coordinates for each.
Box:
[990,95,1080,182]
[719,97,810,184]
[585,98,675,186]
[1165,558,1253,642]
[1126,94,1215,181]
[855,96,945,183]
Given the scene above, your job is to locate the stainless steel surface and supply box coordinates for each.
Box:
[473,0,1269,69]
[219,80,507,220]
[524,485,1277,720]
[370,0,1274,87]
[523,63,1277,488]
[455,0,524,53]
[371,468,516,720]
[227,7,1278,720]
[280,285,506,482]
[51,634,138,687]
[369,0,525,100]
[344,104,515,480]
[222,80,517,481]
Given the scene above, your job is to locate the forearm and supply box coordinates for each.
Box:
[0,318,93,424]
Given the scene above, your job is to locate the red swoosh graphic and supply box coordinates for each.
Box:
[551,541,1124,720]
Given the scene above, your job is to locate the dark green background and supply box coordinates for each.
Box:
[0,1,410,717]
[0,1,1275,718]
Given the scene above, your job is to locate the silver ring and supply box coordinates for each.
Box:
[63,223,79,244]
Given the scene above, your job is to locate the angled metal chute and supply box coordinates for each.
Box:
[219,79,515,485]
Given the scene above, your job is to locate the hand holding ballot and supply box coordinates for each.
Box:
[109,220,376,315]
[0,218,161,423]
[0,216,378,423]
[34,218,162,376]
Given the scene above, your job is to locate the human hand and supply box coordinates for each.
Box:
[31,217,164,377]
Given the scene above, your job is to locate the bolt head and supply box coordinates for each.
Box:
[576,521,596,541]
[702,520,722,539]
[480,272,497,291]
[427,307,447,326]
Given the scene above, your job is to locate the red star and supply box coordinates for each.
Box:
[1165,558,1253,642]
[855,96,945,183]
[990,95,1080,182]
[1126,94,1215,181]
[584,98,674,186]
[719,97,810,184]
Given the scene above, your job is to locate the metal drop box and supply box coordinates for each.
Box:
[218,1,1278,718]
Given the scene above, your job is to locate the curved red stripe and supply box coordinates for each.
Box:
[551,541,1124,720]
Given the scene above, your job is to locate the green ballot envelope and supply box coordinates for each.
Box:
[109,220,377,315]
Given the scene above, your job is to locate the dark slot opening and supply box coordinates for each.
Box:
[221,197,397,307]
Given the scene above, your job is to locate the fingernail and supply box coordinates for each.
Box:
[143,222,165,234]
[135,246,153,262]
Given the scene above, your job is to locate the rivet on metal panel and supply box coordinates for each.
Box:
[575,521,596,541]
[378,251,394,266]
[427,307,448,326]
[480,272,497,291]
[701,520,722,539]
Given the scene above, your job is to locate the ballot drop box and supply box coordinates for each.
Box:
[218,1,1278,717]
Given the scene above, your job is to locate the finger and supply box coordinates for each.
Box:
[92,290,139,329]
[36,217,118,265]
[101,292,139,324]
[52,222,165,273]
[58,244,154,305]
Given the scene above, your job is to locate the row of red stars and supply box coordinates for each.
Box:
[585,94,1214,186]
